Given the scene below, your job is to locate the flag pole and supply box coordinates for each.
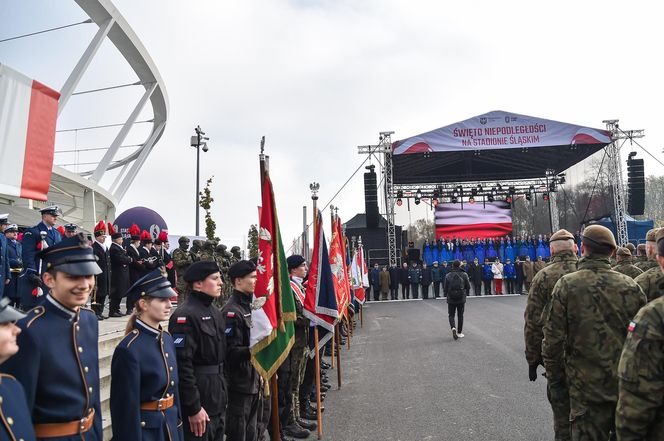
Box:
[335,322,342,389]
[330,324,335,369]
[346,315,351,349]
[270,376,281,441]
[329,206,336,371]
[310,182,323,440]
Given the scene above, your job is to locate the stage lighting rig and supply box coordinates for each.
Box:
[415,188,423,199]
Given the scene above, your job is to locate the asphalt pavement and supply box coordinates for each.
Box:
[317,295,554,441]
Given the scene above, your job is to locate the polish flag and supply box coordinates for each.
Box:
[435,201,513,239]
[0,64,60,201]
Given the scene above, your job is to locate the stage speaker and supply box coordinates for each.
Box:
[627,155,645,215]
[364,165,379,228]
[407,248,420,263]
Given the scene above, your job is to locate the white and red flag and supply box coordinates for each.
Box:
[0,64,60,201]
[350,243,369,304]
[435,201,512,239]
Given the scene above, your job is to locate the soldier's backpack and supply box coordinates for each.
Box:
[447,271,465,301]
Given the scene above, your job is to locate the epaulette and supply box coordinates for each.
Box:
[26,306,46,328]
[120,328,141,348]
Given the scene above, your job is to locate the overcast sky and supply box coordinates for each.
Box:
[1,0,663,248]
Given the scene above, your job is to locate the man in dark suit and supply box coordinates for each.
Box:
[19,205,62,310]
[91,221,110,320]
[108,224,131,317]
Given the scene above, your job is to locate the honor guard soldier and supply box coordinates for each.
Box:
[0,215,10,301]
[108,223,131,317]
[91,221,110,320]
[524,228,578,441]
[543,225,646,440]
[127,224,145,313]
[63,224,78,238]
[612,247,643,279]
[19,205,62,310]
[222,260,261,441]
[154,231,176,287]
[1,233,103,440]
[4,224,22,308]
[0,297,36,441]
[168,261,227,441]
[111,269,184,441]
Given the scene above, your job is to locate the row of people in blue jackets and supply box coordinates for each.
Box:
[421,236,563,266]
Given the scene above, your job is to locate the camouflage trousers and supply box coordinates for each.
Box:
[289,345,308,423]
[570,401,616,441]
[546,380,571,441]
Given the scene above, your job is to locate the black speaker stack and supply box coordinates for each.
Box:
[627,152,645,215]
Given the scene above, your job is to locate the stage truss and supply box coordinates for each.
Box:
[360,120,643,263]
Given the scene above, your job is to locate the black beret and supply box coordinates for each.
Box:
[229,260,257,280]
[287,255,306,270]
[183,261,220,283]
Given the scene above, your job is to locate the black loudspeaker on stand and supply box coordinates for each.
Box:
[627,153,645,215]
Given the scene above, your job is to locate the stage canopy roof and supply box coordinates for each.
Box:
[392,110,612,185]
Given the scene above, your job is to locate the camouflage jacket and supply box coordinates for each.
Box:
[542,256,646,406]
[613,261,644,279]
[616,296,664,440]
[635,257,658,272]
[634,266,664,303]
[524,250,578,366]
[172,248,195,273]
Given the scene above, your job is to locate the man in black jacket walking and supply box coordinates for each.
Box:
[444,260,470,340]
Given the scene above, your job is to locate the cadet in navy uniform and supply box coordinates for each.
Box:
[168,261,227,441]
[222,260,261,441]
[91,221,110,320]
[126,224,145,314]
[0,297,36,441]
[4,225,22,308]
[111,269,184,441]
[0,215,10,301]
[0,233,103,440]
[19,206,62,310]
[108,225,132,318]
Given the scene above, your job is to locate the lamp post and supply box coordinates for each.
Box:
[191,125,209,236]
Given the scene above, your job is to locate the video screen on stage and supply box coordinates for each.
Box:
[435,201,513,239]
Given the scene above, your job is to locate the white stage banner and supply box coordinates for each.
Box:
[393,110,612,155]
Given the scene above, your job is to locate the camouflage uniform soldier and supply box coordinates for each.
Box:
[634,229,659,272]
[215,244,232,303]
[199,240,216,262]
[172,236,195,297]
[615,296,664,440]
[524,229,578,441]
[634,244,647,268]
[230,246,242,264]
[634,266,664,303]
[612,247,644,279]
[543,225,647,440]
[190,240,204,261]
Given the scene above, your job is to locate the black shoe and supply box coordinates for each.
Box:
[298,418,317,430]
[280,433,296,441]
[109,311,123,318]
[284,424,310,439]
[96,314,105,321]
[321,361,331,369]
[320,384,330,392]
[300,409,318,420]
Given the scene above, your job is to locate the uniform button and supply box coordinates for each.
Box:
[76,325,80,332]
[7,417,13,425]
[169,366,173,371]
[166,393,171,397]
[165,353,169,358]
[78,346,83,353]
[84,366,89,373]
[88,387,93,393]
[141,422,146,427]
[0,395,3,404]
[170,380,175,386]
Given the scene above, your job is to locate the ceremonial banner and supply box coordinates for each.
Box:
[350,244,369,304]
[250,163,296,380]
[304,210,338,331]
[0,64,60,201]
[329,216,350,316]
[392,110,612,155]
[435,201,512,239]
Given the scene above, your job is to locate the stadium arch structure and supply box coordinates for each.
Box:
[0,0,168,231]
